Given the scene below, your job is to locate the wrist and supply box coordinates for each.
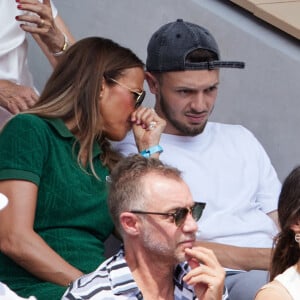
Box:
[52,33,70,57]
[140,145,163,158]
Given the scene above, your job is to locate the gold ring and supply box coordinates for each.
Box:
[40,19,45,26]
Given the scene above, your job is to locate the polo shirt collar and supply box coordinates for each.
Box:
[44,118,102,157]
[44,118,73,138]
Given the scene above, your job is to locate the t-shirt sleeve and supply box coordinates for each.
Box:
[241,126,281,213]
[0,114,49,185]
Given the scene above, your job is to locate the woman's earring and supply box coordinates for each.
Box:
[295,233,300,245]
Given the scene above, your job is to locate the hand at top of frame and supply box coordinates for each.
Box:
[16,0,66,54]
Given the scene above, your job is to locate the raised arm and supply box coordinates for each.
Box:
[131,106,166,158]
[16,0,75,67]
[1,1,75,114]
[0,180,83,286]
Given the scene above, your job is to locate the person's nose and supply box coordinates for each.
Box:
[190,92,206,111]
[182,212,198,233]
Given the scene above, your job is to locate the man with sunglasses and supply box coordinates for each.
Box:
[62,154,227,300]
[114,19,281,300]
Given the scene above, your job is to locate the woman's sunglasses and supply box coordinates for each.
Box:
[107,77,146,108]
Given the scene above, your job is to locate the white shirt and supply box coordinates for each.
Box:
[114,122,281,248]
[0,0,57,88]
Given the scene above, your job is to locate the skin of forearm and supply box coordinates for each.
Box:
[32,15,76,68]
[0,230,83,286]
[0,81,9,107]
[195,241,272,271]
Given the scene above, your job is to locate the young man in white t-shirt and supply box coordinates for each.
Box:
[114,19,281,300]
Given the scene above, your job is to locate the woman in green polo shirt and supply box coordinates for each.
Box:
[0,37,165,299]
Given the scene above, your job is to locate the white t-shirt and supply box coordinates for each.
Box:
[114,122,281,248]
[0,0,57,89]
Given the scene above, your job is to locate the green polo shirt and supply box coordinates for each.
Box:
[0,114,114,299]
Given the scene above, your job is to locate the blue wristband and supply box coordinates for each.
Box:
[140,145,163,158]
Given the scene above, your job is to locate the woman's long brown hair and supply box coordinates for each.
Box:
[27,37,144,176]
[270,166,300,280]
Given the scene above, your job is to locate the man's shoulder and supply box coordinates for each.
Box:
[206,122,258,142]
[62,249,139,299]
[62,256,115,299]
[208,122,251,134]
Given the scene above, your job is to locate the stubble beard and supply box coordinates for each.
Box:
[141,225,184,264]
[160,94,208,137]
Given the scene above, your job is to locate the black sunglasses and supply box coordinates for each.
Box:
[108,78,146,108]
[130,202,206,227]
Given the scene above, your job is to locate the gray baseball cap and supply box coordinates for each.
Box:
[146,19,245,72]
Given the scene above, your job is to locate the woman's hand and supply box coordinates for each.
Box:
[16,0,68,54]
[131,107,166,155]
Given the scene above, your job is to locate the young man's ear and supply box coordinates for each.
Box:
[120,212,141,237]
[145,72,160,94]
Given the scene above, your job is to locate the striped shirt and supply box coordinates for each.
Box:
[62,247,228,300]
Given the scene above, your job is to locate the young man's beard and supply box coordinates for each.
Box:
[160,93,209,136]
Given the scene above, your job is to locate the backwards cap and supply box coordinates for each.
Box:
[146,19,245,72]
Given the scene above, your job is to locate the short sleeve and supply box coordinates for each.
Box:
[244,127,281,213]
[0,114,49,185]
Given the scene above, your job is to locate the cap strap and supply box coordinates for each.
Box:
[185,60,245,70]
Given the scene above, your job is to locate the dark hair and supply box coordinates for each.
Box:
[185,49,218,63]
[270,166,300,280]
[27,37,144,174]
[107,154,182,235]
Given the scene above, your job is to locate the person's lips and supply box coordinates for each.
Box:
[178,238,195,249]
[185,112,208,124]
